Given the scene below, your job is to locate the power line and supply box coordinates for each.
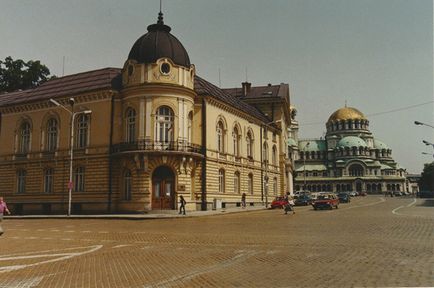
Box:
[299,101,434,127]
[366,101,433,117]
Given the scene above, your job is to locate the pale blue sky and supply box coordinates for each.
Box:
[0,0,432,173]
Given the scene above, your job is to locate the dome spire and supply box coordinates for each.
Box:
[157,0,164,25]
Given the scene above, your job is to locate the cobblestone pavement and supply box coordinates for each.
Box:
[0,196,433,288]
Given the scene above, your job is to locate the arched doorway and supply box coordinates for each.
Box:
[152,166,175,210]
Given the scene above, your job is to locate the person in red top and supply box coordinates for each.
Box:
[0,197,11,236]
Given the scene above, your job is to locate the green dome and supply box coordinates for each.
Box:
[374,139,389,150]
[337,136,367,148]
[287,138,297,147]
[299,140,327,151]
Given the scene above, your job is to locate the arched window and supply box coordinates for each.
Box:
[263,142,269,163]
[248,173,254,195]
[217,121,225,153]
[17,169,27,193]
[155,106,174,145]
[124,169,132,200]
[349,164,364,177]
[19,122,31,154]
[233,126,240,157]
[46,118,58,152]
[187,111,193,143]
[218,169,225,193]
[246,131,253,159]
[234,171,240,194]
[126,108,136,143]
[74,166,85,192]
[76,114,90,148]
[272,145,277,166]
[44,168,54,194]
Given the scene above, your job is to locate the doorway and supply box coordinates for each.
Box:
[152,166,175,210]
[355,180,362,193]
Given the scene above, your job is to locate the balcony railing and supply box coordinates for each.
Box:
[112,140,202,154]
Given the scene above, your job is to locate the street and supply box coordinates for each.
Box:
[0,196,433,287]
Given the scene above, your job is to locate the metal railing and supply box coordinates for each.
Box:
[112,140,202,154]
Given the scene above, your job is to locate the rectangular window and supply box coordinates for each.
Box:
[74,167,85,192]
[248,175,253,195]
[44,169,54,193]
[124,171,132,201]
[77,115,89,148]
[17,170,26,193]
[219,170,225,193]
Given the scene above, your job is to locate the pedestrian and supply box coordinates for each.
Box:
[241,193,246,208]
[284,196,295,215]
[0,197,11,236]
[179,195,186,215]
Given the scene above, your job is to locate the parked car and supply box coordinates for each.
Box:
[294,195,313,206]
[349,191,357,197]
[270,196,288,209]
[358,192,367,196]
[337,192,351,203]
[312,194,339,210]
[393,191,403,196]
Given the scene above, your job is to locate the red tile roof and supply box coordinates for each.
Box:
[223,83,289,101]
[0,68,122,106]
[194,76,269,123]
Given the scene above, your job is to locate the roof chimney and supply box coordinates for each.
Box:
[241,81,251,97]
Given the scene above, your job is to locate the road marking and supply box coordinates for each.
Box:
[392,198,417,216]
[143,250,258,288]
[0,276,44,288]
[0,245,103,273]
[112,244,132,249]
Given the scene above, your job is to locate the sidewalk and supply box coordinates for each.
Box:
[4,206,267,220]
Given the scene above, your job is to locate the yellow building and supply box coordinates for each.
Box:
[0,13,294,214]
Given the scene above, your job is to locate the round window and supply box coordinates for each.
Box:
[161,63,171,74]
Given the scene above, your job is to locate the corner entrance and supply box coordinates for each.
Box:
[152,166,175,210]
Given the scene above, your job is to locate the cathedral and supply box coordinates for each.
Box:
[0,12,294,214]
[289,106,406,194]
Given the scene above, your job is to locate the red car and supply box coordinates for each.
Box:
[312,194,339,210]
[270,196,288,209]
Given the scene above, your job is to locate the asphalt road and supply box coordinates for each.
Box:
[0,196,433,288]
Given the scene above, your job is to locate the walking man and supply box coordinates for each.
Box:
[179,195,186,215]
[0,197,11,236]
[241,193,246,208]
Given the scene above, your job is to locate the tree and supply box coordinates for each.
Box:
[419,162,434,191]
[0,56,55,93]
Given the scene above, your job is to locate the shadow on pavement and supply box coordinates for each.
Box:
[417,199,434,207]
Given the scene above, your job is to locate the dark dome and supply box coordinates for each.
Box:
[128,15,190,67]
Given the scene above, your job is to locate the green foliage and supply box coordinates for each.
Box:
[419,162,434,191]
[0,56,55,93]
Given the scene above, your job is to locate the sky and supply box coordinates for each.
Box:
[0,0,432,173]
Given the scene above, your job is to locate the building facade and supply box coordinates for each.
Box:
[0,13,294,214]
[290,106,406,194]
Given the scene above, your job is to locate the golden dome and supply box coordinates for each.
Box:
[327,107,366,122]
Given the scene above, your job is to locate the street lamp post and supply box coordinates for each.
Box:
[422,140,434,149]
[414,121,434,129]
[422,152,434,158]
[303,142,310,191]
[49,98,91,216]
